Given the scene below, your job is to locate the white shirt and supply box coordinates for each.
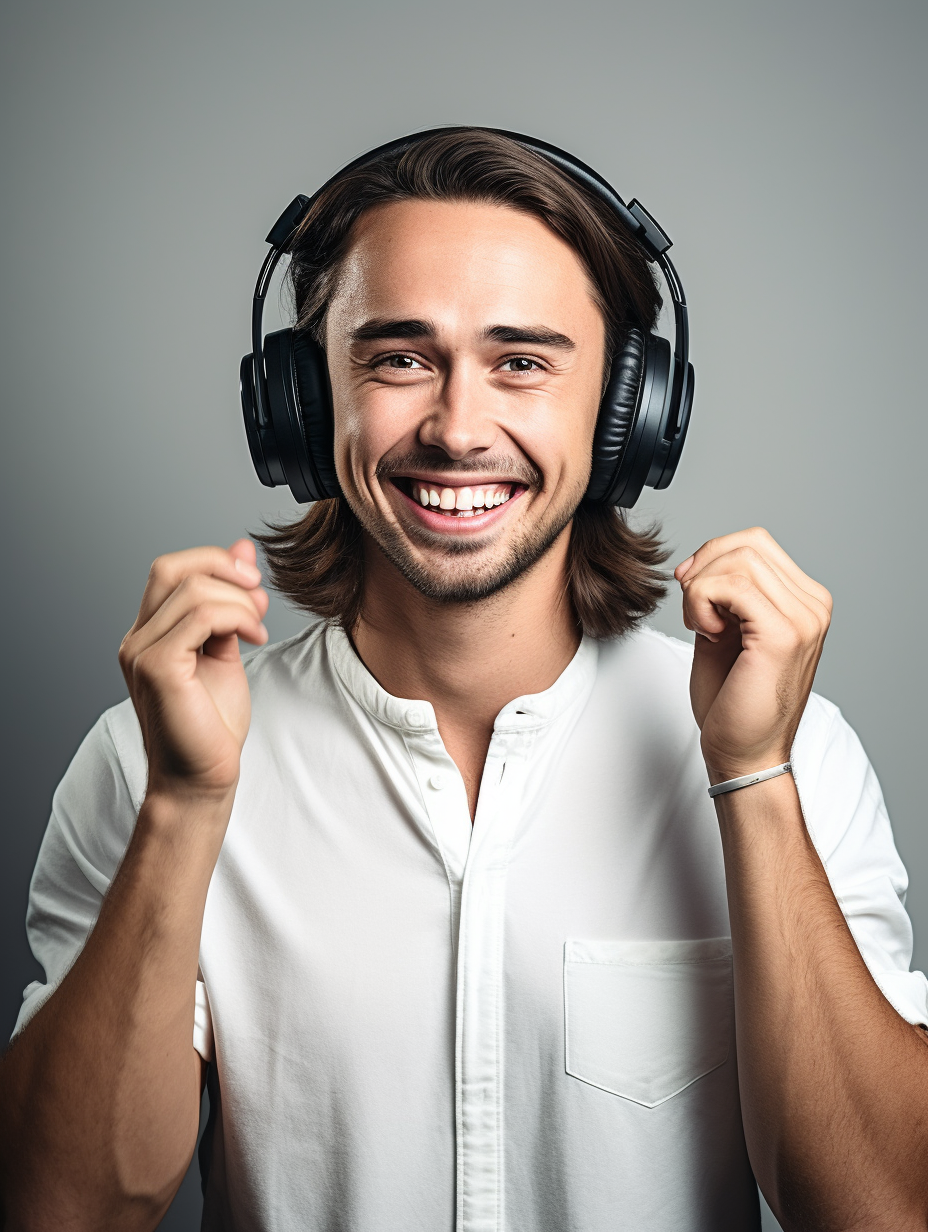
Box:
[15,621,928,1231]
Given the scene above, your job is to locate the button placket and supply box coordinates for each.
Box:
[405,732,472,911]
[455,726,535,1232]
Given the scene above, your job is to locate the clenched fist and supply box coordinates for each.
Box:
[118,538,269,808]
[675,527,832,783]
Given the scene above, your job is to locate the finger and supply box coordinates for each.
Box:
[680,528,831,612]
[682,569,789,640]
[228,538,258,569]
[677,528,831,618]
[135,545,263,629]
[126,578,268,659]
[682,546,827,637]
[171,602,268,653]
[133,576,267,653]
[136,601,269,672]
[132,602,269,690]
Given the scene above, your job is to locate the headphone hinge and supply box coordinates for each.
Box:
[627,200,672,260]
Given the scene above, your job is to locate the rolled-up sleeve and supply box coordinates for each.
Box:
[12,700,214,1059]
[793,694,928,1025]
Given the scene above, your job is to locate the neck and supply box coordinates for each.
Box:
[351,528,581,816]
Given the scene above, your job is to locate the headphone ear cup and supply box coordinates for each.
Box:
[240,353,285,487]
[587,331,675,508]
[262,329,340,502]
[291,331,340,499]
[586,328,645,503]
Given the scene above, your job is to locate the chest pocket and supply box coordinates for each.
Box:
[564,937,733,1108]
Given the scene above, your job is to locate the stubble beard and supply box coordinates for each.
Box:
[347,476,585,606]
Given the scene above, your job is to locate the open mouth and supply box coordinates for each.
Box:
[391,478,523,519]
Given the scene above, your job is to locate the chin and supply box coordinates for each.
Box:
[374,511,576,606]
[396,555,526,605]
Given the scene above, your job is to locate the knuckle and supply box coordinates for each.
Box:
[118,627,143,662]
[178,573,208,602]
[190,601,216,625]
[133,647,159,683]
[733,545,763,566]
[811,610,830,639]
[192,599,234,628]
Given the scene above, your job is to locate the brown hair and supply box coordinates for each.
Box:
[258,128,669,639]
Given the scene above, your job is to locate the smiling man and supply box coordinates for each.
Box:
[3,129,928,1232]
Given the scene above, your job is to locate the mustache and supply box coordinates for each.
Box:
[376,450,543,488]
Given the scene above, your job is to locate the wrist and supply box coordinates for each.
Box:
[106,790,235,917]
[138,784,237,843]
[702,750,792,786]
[705,765,785,787]
[711,769,809,847]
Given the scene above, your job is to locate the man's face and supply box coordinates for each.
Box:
[324,199,607,603]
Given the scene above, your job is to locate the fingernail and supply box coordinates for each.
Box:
[676,555,694,578]
[235,558,261,579]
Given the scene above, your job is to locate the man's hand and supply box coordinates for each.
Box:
[674,527,832,781]
[118,538,269,806]
[677,531,928,1231]
[0,540,269,1230]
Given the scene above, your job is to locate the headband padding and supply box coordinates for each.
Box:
[586,328,645,502]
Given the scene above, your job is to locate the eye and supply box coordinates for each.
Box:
[499,356,542,373]
[375,353,424,370]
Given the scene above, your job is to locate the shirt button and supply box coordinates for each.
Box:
[406,708,427,728]
[429,772,449,791]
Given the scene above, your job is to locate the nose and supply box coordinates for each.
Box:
[417,359,499,460]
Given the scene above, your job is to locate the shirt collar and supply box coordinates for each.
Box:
[326,623,598,735]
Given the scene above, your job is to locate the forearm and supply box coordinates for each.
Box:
[718,773,928,1231]
[0,791,228,1231]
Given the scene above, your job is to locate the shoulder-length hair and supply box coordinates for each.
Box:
[258,128,668,639]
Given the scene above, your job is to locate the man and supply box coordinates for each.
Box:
[1,128,927,1231]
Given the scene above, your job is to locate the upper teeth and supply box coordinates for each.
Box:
[414,483,512,513]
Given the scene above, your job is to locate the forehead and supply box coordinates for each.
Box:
[328,198,603,335]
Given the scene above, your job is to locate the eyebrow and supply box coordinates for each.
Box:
[350,319,576,350]
[483,325,575,349]
[350,318,435,342]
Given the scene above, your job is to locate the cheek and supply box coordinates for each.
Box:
[517,391,601,494]
[332,382,421,484]
[569,372,605,475]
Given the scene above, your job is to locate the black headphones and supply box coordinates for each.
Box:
[241,128,694,508]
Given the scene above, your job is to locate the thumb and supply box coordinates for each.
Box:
[690,631,741,728]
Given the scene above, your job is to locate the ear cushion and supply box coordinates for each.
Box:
[292,330,340,500]
[586,328,645,502]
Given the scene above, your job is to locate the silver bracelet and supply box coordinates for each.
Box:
[707,762,792,798]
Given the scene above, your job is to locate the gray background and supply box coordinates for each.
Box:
[1,1,924,1228]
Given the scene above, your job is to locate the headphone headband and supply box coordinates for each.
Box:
[243,127,694,505]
